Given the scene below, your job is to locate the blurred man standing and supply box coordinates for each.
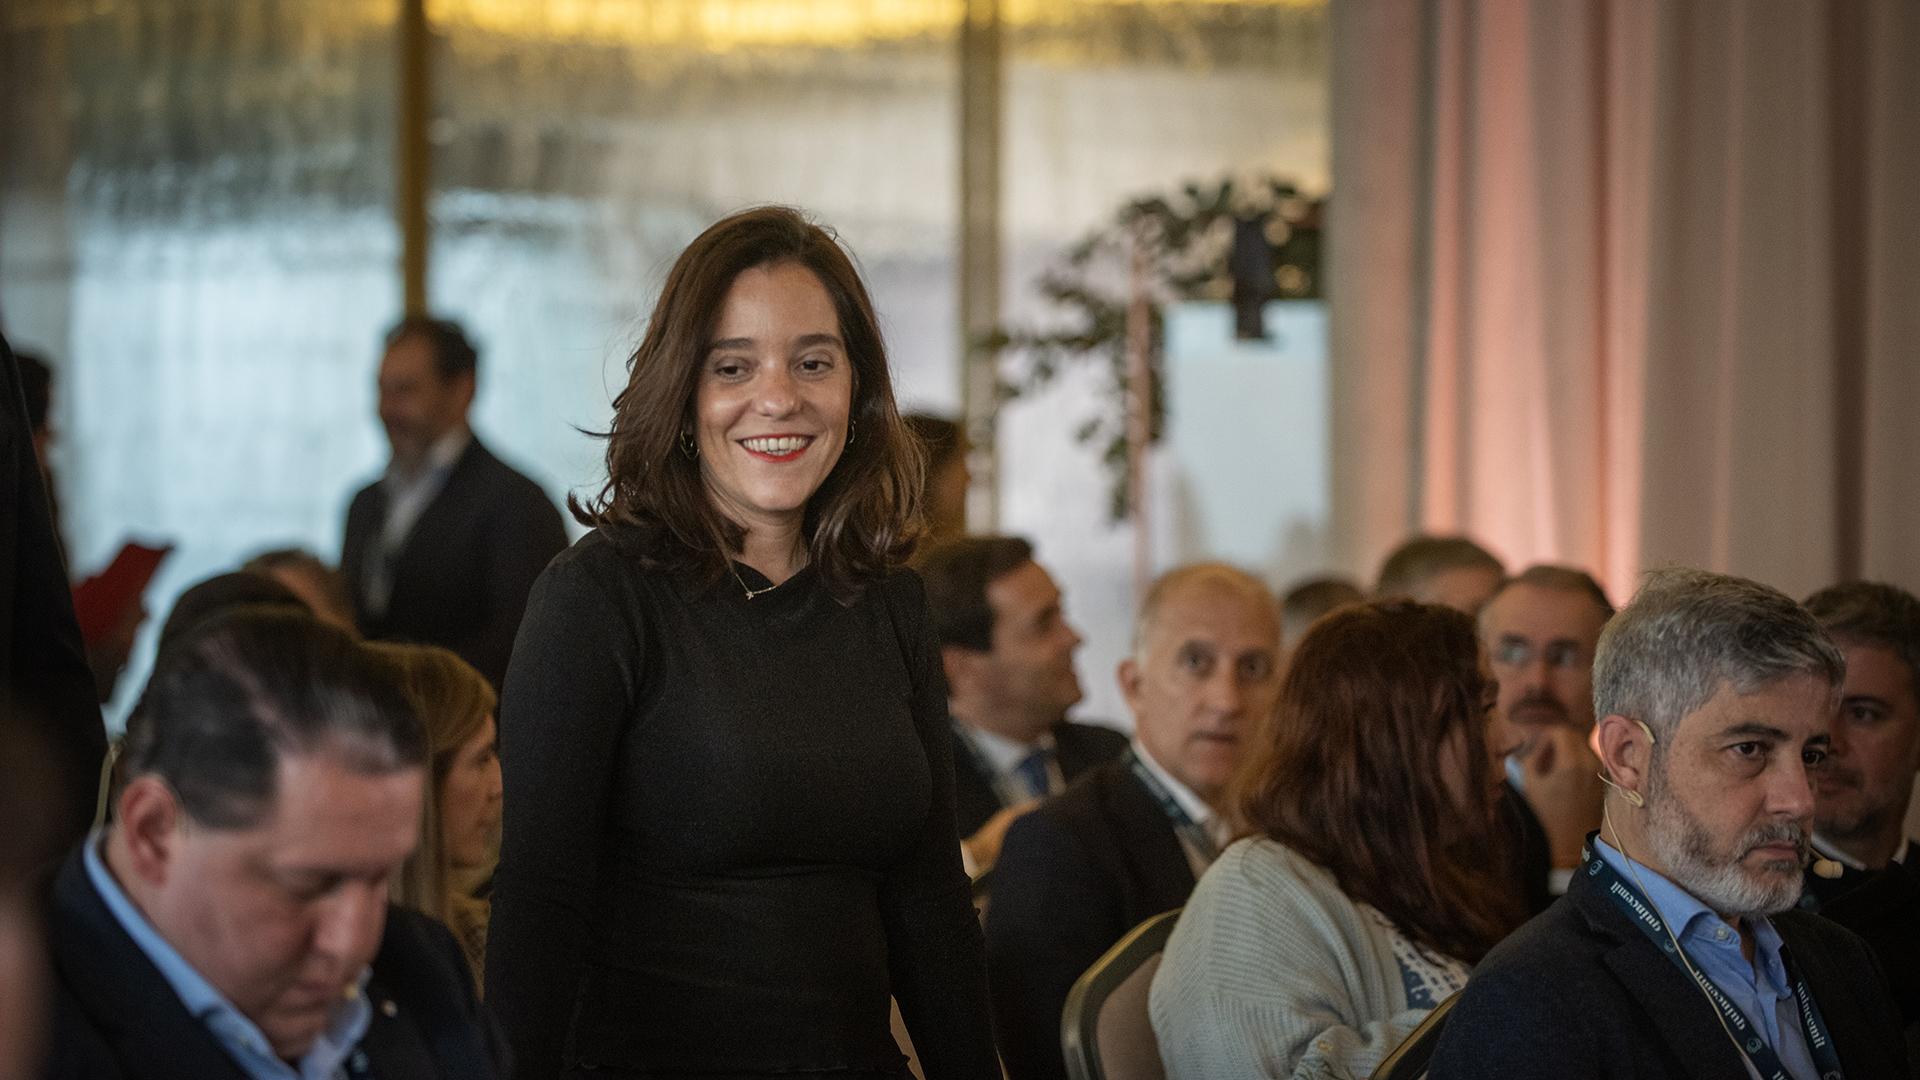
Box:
[342,318,566,688]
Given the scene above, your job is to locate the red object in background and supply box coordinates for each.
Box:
[71,542,171,646]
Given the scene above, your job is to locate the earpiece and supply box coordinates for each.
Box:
[1596,772,1645,808]
[1593,718,1656,809]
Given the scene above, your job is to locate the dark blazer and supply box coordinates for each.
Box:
[1428,851,1908,1080]
[985,759,1197,1080]
[0,334,103,866]
[1808,855,1920,1072]
[342,436,566,688]
[1500,779,1553,915]
[42,846,508,1079]
[950,720,1130,839]
[1800,841,1920,911]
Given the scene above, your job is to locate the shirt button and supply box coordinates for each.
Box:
[1714,926,1731,941]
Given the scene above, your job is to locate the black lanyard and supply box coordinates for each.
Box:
[1124,749,1220,864]
[1583,844,1844,1080]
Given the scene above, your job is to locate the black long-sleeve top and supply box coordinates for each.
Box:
[485,529,997,1079]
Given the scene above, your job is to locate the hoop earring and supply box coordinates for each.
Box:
[679,431,697,459]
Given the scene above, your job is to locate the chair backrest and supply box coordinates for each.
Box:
[1061,908,1181,1080]
[1368,990,1461,1080]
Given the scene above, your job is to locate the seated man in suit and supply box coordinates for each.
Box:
[1481,566,1614,888]
[986,563,1281,1080]
[41,608,506,1079]
[1430,568,1906,1080]
[1802,581,1920,900]
[918,536,1129,877]
[342,317,567,688]
[1800,581,1920,1063]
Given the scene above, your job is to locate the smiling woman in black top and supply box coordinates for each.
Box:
[486,207,997,1080]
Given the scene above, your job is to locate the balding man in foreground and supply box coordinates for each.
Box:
[986,564,1282,1080]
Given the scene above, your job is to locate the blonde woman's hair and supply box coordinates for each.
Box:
[362,642,496,986]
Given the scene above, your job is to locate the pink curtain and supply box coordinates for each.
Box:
[1329,0,1920,602]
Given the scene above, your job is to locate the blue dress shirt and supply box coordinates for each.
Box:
[84,830,372,1080]
[1593,836,1817,1080]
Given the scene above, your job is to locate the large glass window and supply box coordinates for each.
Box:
[1,0,1325,726]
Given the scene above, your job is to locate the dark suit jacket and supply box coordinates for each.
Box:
[1806,853,1920,1072]
[950,720,1130,838]
[985,759,1197,1080]
[1428,854,1907,1080]
[342,436,566,688]
[1500,779,1553,915]
[0,334,103,866]
[42,847,509,1079]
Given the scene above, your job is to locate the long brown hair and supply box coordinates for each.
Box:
[572,206,923,597]
[1235,600,1523,962]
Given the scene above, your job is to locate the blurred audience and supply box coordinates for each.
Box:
[1,333,103,862]
[1277,574,1363,658]
[988,563,1281,1080]
[41,609,506,1078]
[1151,600,1525,1078]
[244,547,359,633]
[1481,565,1613,879]
[919,535,1128,877]
[1376,532,1551,910]
[905,412,970,541]
[1373,533,1504,614]
[365,642,502,992]
[341,316,566,688]
[1430,569,1905,1079]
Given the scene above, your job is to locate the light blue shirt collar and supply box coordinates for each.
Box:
[1592,836,1816,1080]
[84,829,373,1080]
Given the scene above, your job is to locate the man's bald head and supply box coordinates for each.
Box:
[1122,564,1282,804]
[1133,564,1279,659]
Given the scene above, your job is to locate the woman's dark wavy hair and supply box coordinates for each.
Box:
[571,206,923,599]
[1234,600,1525,962]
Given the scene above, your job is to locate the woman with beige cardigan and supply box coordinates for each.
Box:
[1151,601,1528,1078]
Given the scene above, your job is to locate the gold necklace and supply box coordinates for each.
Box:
[728,562,782,600]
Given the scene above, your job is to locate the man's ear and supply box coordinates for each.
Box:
[941,645,980,699]
[115,776,183,887]
[1594,713,1655,801]
[1116,657,1144,714]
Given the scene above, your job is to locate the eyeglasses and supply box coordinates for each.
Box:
[1490,636,1587,671]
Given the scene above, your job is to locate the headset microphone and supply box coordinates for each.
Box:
[1811,858,1845,880]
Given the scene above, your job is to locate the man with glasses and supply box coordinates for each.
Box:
[1480,565,1613,889]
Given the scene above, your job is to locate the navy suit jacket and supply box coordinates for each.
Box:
[41,847,509,1080]
[1429,852,1907,1079]
[949,720,1130,839]
[342,437,566,689]
[985,758,1197,1080]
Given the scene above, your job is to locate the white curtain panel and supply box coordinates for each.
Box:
[1329,0,1920,603]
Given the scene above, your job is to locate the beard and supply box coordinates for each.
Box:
[1644,766,1809,918]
